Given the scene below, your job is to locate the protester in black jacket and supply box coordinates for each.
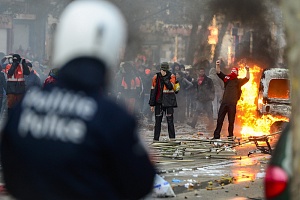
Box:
[174,71,193,123]
[187,67,215,129]
[149,62,177,142]
[213,60,250,140]
[0,1,155,200]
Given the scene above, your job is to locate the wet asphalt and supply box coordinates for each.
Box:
[140,119,277,200]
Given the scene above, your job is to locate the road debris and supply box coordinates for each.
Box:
[153,174,176,198]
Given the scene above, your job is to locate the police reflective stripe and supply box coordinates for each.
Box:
[7,78,25,81]
[163,90,175,93]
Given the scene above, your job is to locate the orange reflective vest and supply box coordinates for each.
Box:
[149,72,177,107]
[121,77,141,90]
[151,74,176,93]
[5,64,25,81]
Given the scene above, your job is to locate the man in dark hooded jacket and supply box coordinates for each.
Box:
[149,62,177,142]
[187,67,215,129]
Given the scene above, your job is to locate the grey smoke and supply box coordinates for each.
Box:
[208,0,285,68]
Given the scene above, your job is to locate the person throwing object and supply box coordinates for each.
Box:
[213,60,250,140]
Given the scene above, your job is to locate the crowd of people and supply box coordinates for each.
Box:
[2,47,225,130]
[0,52,58,119]
[112,57,250,143]
[113,59,223,127]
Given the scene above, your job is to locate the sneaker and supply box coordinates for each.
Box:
[209,138,222,146]
[153,139,159,143]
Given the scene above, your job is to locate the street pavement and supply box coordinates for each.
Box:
[140,119,277,200]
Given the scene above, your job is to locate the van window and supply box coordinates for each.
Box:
[268,79,290,99]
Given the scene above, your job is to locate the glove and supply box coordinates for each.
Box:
[162,73,171,82]
[21,59,26,66]
[11,61,18,69]
[12,59,20,65]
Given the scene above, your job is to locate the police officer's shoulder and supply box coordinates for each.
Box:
[100,96,135,120]
[100,101,136,134]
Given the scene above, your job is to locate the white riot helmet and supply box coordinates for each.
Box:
[53,0,127,69]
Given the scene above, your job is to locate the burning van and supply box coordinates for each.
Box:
[257,68,291,118]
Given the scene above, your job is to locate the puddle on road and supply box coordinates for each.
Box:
[167,155,269,182]
[160,155,269,196]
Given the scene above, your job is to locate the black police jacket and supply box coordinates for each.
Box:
[0,58,156,200]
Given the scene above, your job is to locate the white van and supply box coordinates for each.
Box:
[256,67,291,118]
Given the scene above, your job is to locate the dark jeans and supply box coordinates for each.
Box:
[154,104,175,141]
[213,103,237,139]
[186,93,194,118]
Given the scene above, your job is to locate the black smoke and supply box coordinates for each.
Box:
[209,0,283,69]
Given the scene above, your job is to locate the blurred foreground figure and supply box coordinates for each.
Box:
[0,1,155,199]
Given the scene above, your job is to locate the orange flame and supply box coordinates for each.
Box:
[236,65,289,138]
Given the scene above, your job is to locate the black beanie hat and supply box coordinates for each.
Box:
[160,62,169,71]
[12,54,21,62]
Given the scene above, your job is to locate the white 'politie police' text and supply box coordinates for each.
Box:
[18,87,97,144]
